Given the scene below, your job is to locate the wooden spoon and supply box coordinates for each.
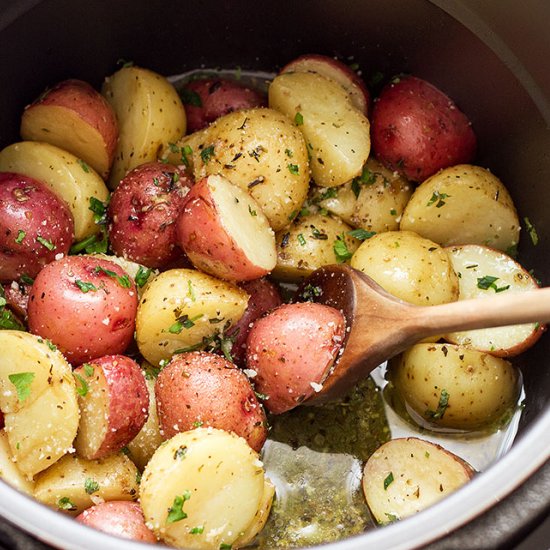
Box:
[297,264,550,404]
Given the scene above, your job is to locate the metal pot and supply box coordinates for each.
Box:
[0,0,548,548]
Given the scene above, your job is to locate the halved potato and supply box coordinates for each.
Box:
[0,430,34,494]
[102,66,186,188]
[269,71,370,187]
[443,244,543,356]
[400,164,520,252]
[0,141,109,241]
[362,437,475,524]
[0,331,79,477]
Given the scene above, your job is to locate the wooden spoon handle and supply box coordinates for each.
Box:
[413,287,550,336]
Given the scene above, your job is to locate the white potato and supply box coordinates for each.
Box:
[162,108,309,231]
[0,141,109,241]
[103,66,186,188]
[444,245,542,356]
[136,268,249,366]
[34,452,139,516]
[0,430,34,494]
[400,164,520,252]
[388,343,520,430]
[0,331,79,477]
[351,157,412,232]
[350,230,459,306]
[269,71,370,187]
[312,182,357,225]
[140,428,270,549]
[362,437,474,524]
[273,212,360,282]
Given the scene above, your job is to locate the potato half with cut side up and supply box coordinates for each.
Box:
[140,428,272,549]
[0,429,35,494]
[0,331,79,478]
[269,71,370,187]
[176,174,276,282]
[362,438,475,524]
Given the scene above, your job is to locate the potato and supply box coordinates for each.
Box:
[136,268,249,367]
[443,245,543,356]
[0,331,79,477]
[140,428,271,549]
[400,164,520,253]
[311,182,357,225]
[362,437,475,524]
[20,79,118,179]
[76,501,157,543]
[273,212,360,282]
[2,280,30,321]
[108,162,193,268]
[176,174,276,281]
[27,256,138,365]
[0,172,74,282]
[162,108,309,231]
[371,75,476,181]
[387,343,520,430]
[246,302,346,414]
[350,230,459,306]
[281,54,370,115]
[155,352,267,451]
[0,141,109,241]
[126,375,163,470]
[351,157,413,232]
[0,429,34,494]
[74,355,149,460]
[33,452,139,516]
[269,71,370,187]
[181,77,265,132]
[102,66,186,188]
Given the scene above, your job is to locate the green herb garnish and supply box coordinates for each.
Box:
[427,191,450,208]
[166,491,192,524]
[74,373,89,397]
[15,230,26,244]
[8,372,35,403]
[294,112,304,126]
[334,234,353,263]
[94,266,131,288]
[84,478,99,495]
[36,235,55,251]
[348,228,376,241]
[477,275,510,293]
[75,280,97,293]
[383,472,394,490]
[135,266,153,288]
[200,145,215,163]
[425,389,450,420]
[524,217,539,246]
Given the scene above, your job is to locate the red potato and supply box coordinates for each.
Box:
[246,302,346,414]
[281,54,370,115]
[76,501,156,543]
[73,355,149,460]
[20,79,118,178]
[108,162,193,268]
[3,280,31,320]
[27,256,138,365]
[371,75,476,181]
[155,351,267,452]
[176,174,277,282]
[181,78,265,132]
[229,278,283,366]
[0,172,74,282]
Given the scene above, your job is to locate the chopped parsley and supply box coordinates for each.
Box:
[294,112,304,126]
[200,145,215,164]
[70,197,109,254]
[77,159,90,173]
[425,389,450,420]
[300,284,322,302]
[83,363,94,377]
[36,235,55,251]
[0,286,24,331]
[348,228,376,241]
[248,205,257,217]
[383,472,394,490]
[524,217,539,246]
[288,163,299,176]
[180,88,202,107]
[75,280,98,293]
[351,165,377,197]
[15,230,26,244]
[166,491,192,524]
[333,233,353,263]
[84,478,100,495]
[74,373,89,397]
[168,313,203,334]
[57,497,77,511]
[94,266,131,288]
[220,544,232,550]
[477,275,510,293]
[8,372,35,403]
[427,191,450,208]
[190,526,204,535]
[135,266,153,288]
[297,233,306,246]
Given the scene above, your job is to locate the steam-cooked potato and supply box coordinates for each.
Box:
[0,430,34,494]
[350,231,459,306]
[140,428,272,549]
[311,182,357,225]
[400,164,520,252]
[269,71,370,187]
[162,108,309,231]
[34,452,139,516]
[443,245,543,356]
[0,331,79,477]
[136,268,249,366]
[362,438,475,524]
[387,343,520,430]
[102,66,186,188]
[0,141,109,241]
[273,212,360,282]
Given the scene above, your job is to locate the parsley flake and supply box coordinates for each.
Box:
[333,234,353,263]
[94,266,131,288]
[288,163,299,176]
[427,191,450,208]
[75,280,97,293]
[8,372,35,403]
[15,230,26,244]
[383,472,394,490]
[524,217,539,246]
[84,478,100,495]
[57,497,77,511]
[74,373,89,397]
[348,228,376,241]
[294,112,304,126]
[190,526,204,535]
[425,389,450,420]
[200,145,215,163]
[167,492,191,523]
[477,275,510,293]
[77,159,90,173]
[36,235,55,251]
[135,266,153,288]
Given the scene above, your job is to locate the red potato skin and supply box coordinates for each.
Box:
[229,278,283,367]
[3,281,31,320]
[155,352,267,452]
[27,256,138,365]
[281,54,371,115]
[176,176,270,282]
[371,75,477,181]
[22,79,118,174]
[182,78,265,133]
[0,172,74,283]
[76,501,156,543]
[246,302,346,414]
[74,355,149,459]
[108,162,193,268]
